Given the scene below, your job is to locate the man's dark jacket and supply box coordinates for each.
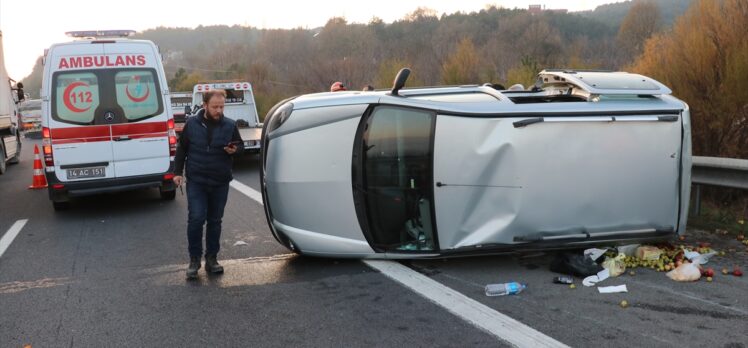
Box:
[174,109,243,186]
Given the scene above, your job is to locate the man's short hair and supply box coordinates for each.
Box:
[203,89,227,104]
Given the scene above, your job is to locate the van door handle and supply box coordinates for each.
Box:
[114,136,131,141]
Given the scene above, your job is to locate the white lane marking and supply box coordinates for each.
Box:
[230,180,263,204]
[230,180,567,347]
[0,219,28,258]
[364,260,569,348]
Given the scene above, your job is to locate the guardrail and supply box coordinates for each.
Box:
[690,156,748,215]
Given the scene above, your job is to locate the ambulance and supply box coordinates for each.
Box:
[191,81,262,153]
[40,30,177,210]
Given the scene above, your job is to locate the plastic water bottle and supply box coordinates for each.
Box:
[485,282,526,296]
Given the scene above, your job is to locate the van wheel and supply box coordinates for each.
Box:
[160,189,176,200]
[8,136,21,164]
[0,142,6,175]
[53,201,70,211]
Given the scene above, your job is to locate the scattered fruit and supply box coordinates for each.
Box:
[706,277,713,282]
[629,271,636,276]
[678,235,686,241]
[734,267,743,277]
[569,284,576,289]
[719,251,726,256]
[705,268,715,277]
[722,268,729,275]
[738,234,745,241]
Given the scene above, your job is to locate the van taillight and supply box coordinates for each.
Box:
[42,127,54,167]
[167,119,177,156]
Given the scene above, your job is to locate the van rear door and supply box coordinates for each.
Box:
[49,45,116,182]
[109,68,169,178]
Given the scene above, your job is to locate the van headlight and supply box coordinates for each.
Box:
[266,102,294,133]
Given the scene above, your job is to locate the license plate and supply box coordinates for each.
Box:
[67,166,106,179]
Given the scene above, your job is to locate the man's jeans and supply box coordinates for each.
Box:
[186,181,230,257]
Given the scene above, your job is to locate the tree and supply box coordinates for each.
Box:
[375,58,423,89]
[506,56,540,88]
[441,38,480,85]
[169,68,187,90]
[616,0,662,65]
[174,72,204,92]
[630,0,748,158]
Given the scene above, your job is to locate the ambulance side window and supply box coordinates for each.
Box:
[114,70,162,121]
[53,72,100,124]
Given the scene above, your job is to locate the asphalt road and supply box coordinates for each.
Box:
[1,137,747,347]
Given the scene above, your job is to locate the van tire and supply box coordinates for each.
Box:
[160,189,176,200]
[8,136,21,164]
[53,201,70,211]
[0,142,6,175]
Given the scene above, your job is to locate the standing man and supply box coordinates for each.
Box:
[173,89,243,279]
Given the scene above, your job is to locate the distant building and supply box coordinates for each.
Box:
[528,4,567,15]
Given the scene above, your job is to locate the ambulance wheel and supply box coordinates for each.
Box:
[8,136,21,164]
[160,189,176,200]
[0,142,6,175]
[53,201,70,211]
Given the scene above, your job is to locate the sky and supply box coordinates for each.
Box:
[0,0,619,80]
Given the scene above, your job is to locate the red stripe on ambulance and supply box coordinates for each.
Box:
[50,122,167,144]
[111,122,167,136]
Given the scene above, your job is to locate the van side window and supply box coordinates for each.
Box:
[115,70,160,120]
[54,72,100,124]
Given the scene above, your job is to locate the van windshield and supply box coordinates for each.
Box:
[52,68,163,125]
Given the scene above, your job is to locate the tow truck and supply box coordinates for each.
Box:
[189,81,262,153]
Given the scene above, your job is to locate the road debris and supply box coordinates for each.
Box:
[598,285,627,293]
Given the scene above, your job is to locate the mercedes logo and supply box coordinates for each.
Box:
[104,111,115,122]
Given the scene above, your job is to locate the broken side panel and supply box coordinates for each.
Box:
[433,114,683,250]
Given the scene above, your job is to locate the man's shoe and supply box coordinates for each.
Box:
[205,254,224,274]
[186,256,201,279]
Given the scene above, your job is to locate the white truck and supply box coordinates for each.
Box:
[169,91,191,134]
[190,81,262,153]
[0,30,23,174]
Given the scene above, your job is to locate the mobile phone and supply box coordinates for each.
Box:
[226,140,241,147]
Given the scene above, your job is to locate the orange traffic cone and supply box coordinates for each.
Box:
[28,144,48,189]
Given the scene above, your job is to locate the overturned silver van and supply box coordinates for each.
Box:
[260,69,692,258]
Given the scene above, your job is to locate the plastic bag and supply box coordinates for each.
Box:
[666,261,701,282]
[550,252,604,277]
[602,253,627,277]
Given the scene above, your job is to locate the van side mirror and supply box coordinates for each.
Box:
[15,82,24,103]
[184,106,191,115]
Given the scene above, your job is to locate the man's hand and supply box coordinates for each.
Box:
[224,144,238,155]
[173,175,184,186]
